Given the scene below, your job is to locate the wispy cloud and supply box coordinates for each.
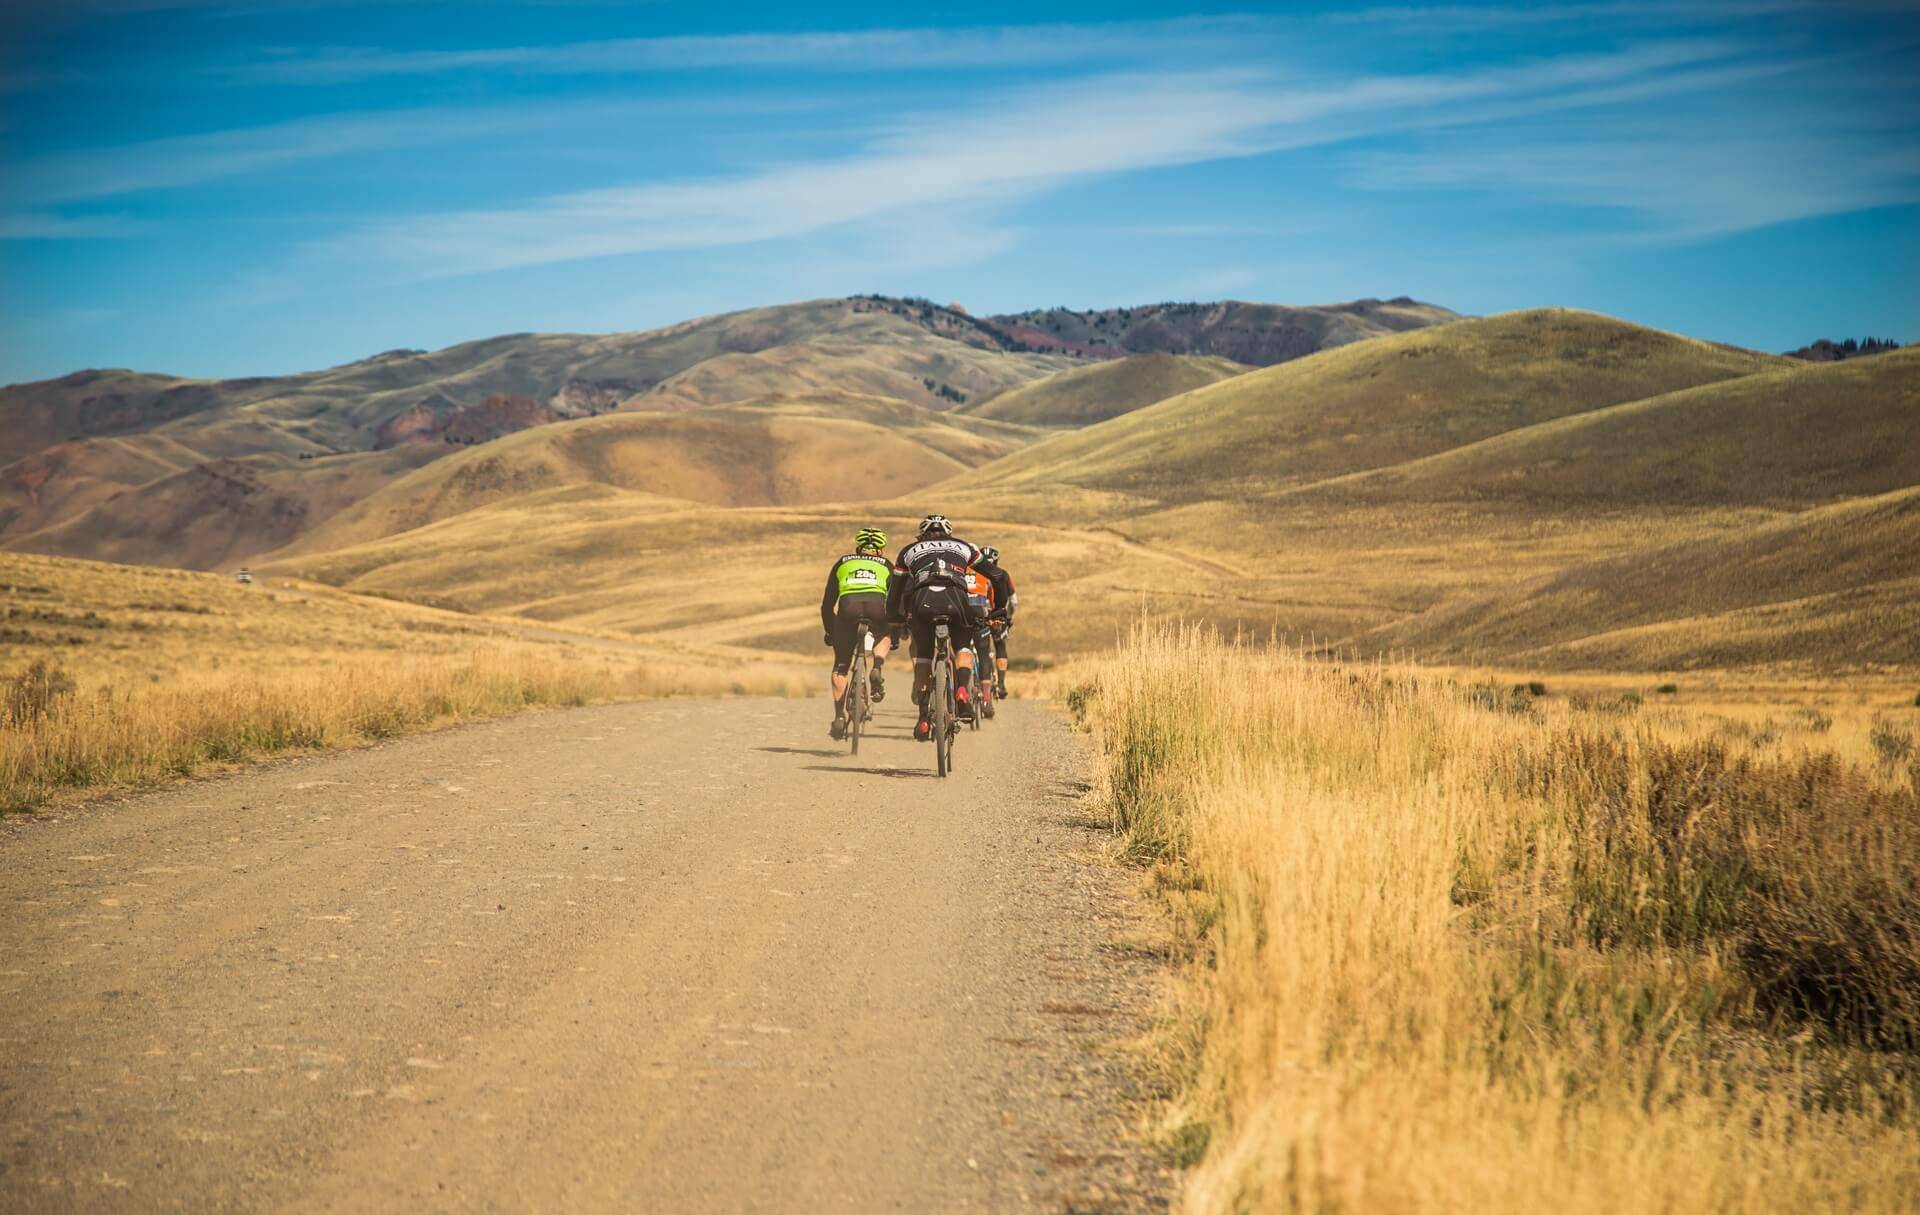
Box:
[229,17,1263,85]
[305,40,1750,280]
[1324,1,1910,28]
[1,95,805,207]
[1348,132,1920,240]
[0,212,149,238]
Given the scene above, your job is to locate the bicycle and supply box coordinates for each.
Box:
[927,618,960,777]
[970,622,998,722]
[843,621,876,755]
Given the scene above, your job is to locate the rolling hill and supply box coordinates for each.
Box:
[1294,346,1920,510]
[968,309,1796,505]
[276,393,1033,559]
[9,294,1911,675]
[0,297,1084,557]
[964,354,1248,426]
[6,447,444,571]
[1376,484,1920,668]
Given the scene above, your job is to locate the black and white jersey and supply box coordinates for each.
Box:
[893,536,981,587]
[889,535,979,618]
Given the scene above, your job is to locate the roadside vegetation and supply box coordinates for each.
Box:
[1074,626,1920,1213]
[0,649,813,815]
[0,552,811,813]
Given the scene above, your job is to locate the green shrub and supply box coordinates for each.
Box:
[1655,683,1679,695]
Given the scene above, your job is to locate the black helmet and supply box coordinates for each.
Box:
[918,514,953,538]
[979,545,1000,564]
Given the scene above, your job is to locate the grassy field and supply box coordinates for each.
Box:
[1072,626,1920,1213]
[0,551,813,812]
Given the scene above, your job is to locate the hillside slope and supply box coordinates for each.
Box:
[1376,485,1920,668]
[5,447,444,571]
[1298,347,1920,510]
[969,309,1795,505]
[275,394,1027,559]
[0,298,1080,550]
[965,354,1248,426]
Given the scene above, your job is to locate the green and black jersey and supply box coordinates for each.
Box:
[820,553,891,633]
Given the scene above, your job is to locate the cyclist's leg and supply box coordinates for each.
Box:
[828,607,864,735]
[994,623,1010,692]
[905,601,938,739]
[843,597,888,703]
[953,590,979,681]
[870,620,895,700]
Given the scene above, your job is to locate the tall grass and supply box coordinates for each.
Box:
[1,649,805,813]
[1075,625,1920,1213]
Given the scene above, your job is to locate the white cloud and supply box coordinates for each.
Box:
[227,17,1265,84]
[1348,133,1920,239]
[310,40,1751,280]
[1324,1,1911,29]
[1,96,801,206]
[0,212,148,238]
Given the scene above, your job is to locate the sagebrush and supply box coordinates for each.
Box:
[1076,625,1920,1214]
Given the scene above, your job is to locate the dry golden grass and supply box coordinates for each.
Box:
[275,393,1037,558]
[966,353,1248,426]
[0,551,815,812]
[971,309,1789,502]
[1070,625,1920,1213]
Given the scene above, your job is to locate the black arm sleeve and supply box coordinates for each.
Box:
[886,560,906,622]
[821,561,841,635]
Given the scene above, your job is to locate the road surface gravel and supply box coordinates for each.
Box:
[0,696,1172,1212]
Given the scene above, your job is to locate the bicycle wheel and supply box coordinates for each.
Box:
[848,651,865,756]
[966,661,982,731]
[932,641,952,778]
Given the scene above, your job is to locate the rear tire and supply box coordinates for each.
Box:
[932,655,952,778]
[848,652,865,756]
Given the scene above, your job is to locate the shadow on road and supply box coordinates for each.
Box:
[800,765,939,780]
[754,746,845,758]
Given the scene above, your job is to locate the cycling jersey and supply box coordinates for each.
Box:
[820,553,891,636]
[962,567,996,612]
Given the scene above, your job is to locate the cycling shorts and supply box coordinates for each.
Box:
[831,594,889,673]
[905,583,980,660]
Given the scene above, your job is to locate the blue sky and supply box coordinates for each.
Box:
[1,0,1916,381]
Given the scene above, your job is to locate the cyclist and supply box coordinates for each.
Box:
[978,545,1016,698]
[961,553,1003,718]
[820,527,895,740]
[889,515,1011,742]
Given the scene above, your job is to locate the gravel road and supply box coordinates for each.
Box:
[0,696,1172,1212]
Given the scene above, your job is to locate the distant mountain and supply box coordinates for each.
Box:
[2,294,1456,569]
[0,298,1080,565]
[1784,337,1903,362]
[977,297,1459,363]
